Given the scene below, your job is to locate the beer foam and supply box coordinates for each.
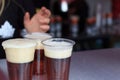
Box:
[42,38,75,59]
[2,38,36,48]
[2,38,36,63]
[44,47,73,59]
[24,32,52,49]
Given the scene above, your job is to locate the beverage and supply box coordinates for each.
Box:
[46,57,71,80]
[2,38,36,80]
[33,49,45,75]
[7,61,33,80]
[24,32,52,75]
[42,38,75,80]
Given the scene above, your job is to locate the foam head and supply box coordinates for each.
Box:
[2,38,37,63]
[42,38,75,59]
[24,32,52,49]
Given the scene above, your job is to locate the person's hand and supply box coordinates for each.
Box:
[24,7,51,33]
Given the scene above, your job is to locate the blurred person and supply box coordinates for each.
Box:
[53,0,81,18]
[52,0,70,21]
[49,15,63,37]
[69,15,79,38]
[52,0,89,37]
[0,0,51,58]
[68,0,89,35]
[68,0,89,50]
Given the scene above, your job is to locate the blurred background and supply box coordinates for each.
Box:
[33,0,120,51]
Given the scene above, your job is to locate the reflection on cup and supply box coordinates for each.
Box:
[24,32,52,75]
[42,38,75,80]
[2,38,36,80]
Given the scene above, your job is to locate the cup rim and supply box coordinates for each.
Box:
[41,38,75,47]
[24,32,52,39]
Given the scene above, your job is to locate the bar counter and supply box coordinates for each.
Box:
[0,48,120,80]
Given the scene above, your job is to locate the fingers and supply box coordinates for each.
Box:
[24,12,30,24]
[24,7,51,33]
[40,25,50,32]
[43,8,51,18]
[39,18,50,24]
[38,7,51,18]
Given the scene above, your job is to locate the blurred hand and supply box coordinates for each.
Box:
[24,7,51,33]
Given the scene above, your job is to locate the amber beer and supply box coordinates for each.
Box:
[2,39,36,80]
[42,38,75,80]
[7,61,33,80]
[24,32,52,75]
[33,49,45,75]
[46,57,71,80]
